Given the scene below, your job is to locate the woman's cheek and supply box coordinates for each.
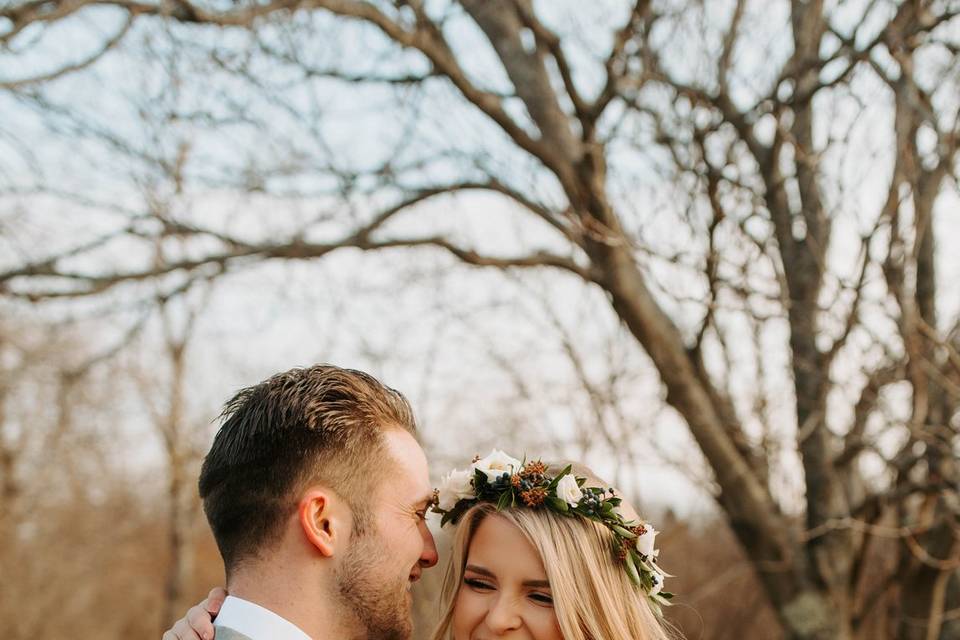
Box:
[527,603,563,640]
[452,587,480,640]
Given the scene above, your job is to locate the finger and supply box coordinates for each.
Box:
[205,587,228,615]
[162,624,189,640]
[173,618,204,640]
[187,604,216,640]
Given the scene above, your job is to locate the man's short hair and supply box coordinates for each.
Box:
[198,364,417,572]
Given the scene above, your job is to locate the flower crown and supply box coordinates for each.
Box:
[431,449,674,610]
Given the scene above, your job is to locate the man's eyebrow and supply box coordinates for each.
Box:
[464,564,551,589]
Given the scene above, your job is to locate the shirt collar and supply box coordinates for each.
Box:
[215,595,313,640]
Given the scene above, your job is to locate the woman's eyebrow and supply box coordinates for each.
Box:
[465,564,495,577]
[522,579,551,588]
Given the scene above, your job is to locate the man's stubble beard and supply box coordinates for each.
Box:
[335,528,413,640]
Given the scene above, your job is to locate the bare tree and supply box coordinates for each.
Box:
[2,2,959,639]
[0,312,149,639]
[126,292,209,632]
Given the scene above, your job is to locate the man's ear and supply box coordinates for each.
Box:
[298,488,350,557]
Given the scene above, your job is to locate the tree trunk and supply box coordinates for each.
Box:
[938,571,960,640]
[0,384,16,547]
[158,338,196,633]
[584,229,847,639]
[897,522,959,640]
[894,87,959,639]
[160,457,195,631]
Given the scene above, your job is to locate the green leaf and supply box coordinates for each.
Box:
[546,496,569,512]
[648,599,663,618]
[612,525,638,539]
[439,499,476,527]
[473,469,488,489]
[546,465,572,491]
[651,593,673,612]
[496,489,514,511]
[630,550,653,589]
[624,551,642,587]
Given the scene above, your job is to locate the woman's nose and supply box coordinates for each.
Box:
[485,593,523,634]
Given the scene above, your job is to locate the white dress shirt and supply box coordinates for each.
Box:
[215,595,313,640]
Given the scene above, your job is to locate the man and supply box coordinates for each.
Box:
[164,365,438,640]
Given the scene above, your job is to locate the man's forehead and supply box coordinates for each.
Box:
[381,428,431,492]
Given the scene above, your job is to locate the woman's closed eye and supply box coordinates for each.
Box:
[528,591,554,606]
[464,577,495,591]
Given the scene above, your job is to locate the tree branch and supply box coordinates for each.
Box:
[0,15,134,89]
[460,0,581,173]
[511,0,590,127]
[1,181,590,298]
[590,0,653,122]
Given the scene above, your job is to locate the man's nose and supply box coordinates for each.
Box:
[485,593,522,634]
[419,520,439,568]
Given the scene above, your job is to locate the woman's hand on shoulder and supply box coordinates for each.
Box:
[161,587,228,640]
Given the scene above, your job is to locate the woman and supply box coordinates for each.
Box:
[166,451,678,640]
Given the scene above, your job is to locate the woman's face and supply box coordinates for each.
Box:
[451,515,564,640]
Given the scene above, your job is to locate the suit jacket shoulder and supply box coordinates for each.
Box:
[214,624,255,640]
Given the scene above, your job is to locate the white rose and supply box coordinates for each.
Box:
[556,474,583,507]
[471,449,523,482]
[635,525,658,559]
[437,468,475,511]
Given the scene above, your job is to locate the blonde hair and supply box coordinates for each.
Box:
[430,464,679,640]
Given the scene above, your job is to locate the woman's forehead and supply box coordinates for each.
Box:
[467,515,547,574]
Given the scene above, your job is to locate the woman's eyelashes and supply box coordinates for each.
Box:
[464,576,554,606]
[464,577,495,591]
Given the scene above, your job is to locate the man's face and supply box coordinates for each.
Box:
[335,429,438,640]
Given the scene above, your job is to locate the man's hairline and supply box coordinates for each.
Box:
[294,421,421,511]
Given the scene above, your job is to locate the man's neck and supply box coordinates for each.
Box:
[227,560,359,640]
